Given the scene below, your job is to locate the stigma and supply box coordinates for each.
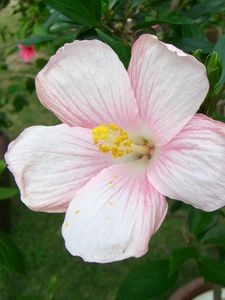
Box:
[92,123,155,159]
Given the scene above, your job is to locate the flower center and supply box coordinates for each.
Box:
[92,123,154,159]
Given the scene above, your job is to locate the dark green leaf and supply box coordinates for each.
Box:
[169,247,198,275]
[169,200,183,214]
[116,260,177,300]
[0,0,10,9]
[214,34,225,91]
[198,257,225,286]
[96,29,131,68]
[25,78,35,93]
[43,0,101,27]
[188,207,219,239]
[170,37,214,53]
[133,15,194,30]
[212,113,225,123]
[35,58,48,69]
[0,231,25,274]
[0,187,18,200]
[18,35,57,46]
[0,112,12,128]
[202,224,225,248]
[13,95,28,112]
[186,0,225,19]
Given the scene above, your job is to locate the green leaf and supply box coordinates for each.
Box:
[0,160,6,175]
[205,51,223,92]
[198,257,225,286]
[13,95,28,112]
[0,187,18,200]
[18,35,57,46]
[202,224,225,248]
[96,29,131,68]
[0,231,25,274]
[188,207,219,239]
[108,0,119,9]
[186,0,225,19]
[133,15,193,30]
[212,113,225,123]
[169,247,198,275]
[170,37,214,53]
[214,34,225,91]
[116,260,177,300]
[43,0,101,27]
[0,112,12,128]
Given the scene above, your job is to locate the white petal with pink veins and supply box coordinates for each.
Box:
[5,125,113,212]
[128,34,209,146]
[148,114,225,211]
[36,39,139,131]
[62,161,168,263]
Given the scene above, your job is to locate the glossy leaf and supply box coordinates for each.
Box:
[43,0,101,27]
[188,207,219,239]
[116,260,177,300]
[96,29,131,68]
[0,187,18,200]
[0,231,25,274]
[198,257,225,286]
[169,247,198,275]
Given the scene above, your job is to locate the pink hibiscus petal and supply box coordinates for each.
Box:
[5,125,114,212]
[36,39,139,131]
[148,114,225,211]
[62,162,168,263]
[128,34,209,146]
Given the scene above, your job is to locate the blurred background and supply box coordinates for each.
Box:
[0,0,225,299]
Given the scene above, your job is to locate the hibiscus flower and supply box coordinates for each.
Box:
[6,35,225,263]
[18,44,36,62]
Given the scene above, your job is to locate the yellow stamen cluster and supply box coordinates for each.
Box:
[92,123,133,158]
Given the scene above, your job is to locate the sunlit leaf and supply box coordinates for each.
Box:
[43,0,101,27]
